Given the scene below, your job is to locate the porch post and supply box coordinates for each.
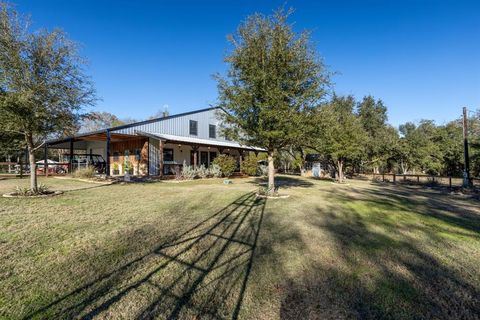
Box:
[69,138,74,175]
[192,145,199,168]
[239,150,244,172]
[147,139,150,176]
[218,147,224,155]
[158,139,164,177]
[106,130,111,176]
[44,142,48,177]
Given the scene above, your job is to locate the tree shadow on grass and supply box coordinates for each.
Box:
[362,183,480,235]
[248,175,315,190]
[24,192,266,320]
[280,187,480,319]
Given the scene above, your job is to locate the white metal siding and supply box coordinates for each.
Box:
[114,108,228,142]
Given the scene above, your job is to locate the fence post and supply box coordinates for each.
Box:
[403,175,406,182]
[449,176,452,188]
[417,175,420,183]
[382,174,385,182]
[393,174,396,183]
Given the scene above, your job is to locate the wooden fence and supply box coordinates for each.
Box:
[0,162,70,176]
[363,173,479,188]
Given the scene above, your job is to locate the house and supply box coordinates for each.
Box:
[45,107,263,177]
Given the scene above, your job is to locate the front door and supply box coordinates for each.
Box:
[200,151,208,167]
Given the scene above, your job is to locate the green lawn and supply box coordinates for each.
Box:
[0,175,479,319]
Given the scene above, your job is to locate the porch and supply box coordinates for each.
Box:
[46,131,260,177]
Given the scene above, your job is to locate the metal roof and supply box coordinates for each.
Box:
[139,132,265,151]
[47,106,221,144]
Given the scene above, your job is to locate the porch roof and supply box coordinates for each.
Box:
[137,131,265,151]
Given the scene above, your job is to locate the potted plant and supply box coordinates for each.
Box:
[113,163,120,175]
[125,160,134,175]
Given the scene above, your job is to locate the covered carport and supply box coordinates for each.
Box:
[45,130,146,176]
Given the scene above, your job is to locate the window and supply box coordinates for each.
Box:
[163,148,174,162]
[189,120,198,135]
[113,152,119,161]
[209,124,216,139]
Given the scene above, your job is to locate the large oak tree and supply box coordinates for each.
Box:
[215,9,329,193]
[311,95,365,183]
[0,4,95,192]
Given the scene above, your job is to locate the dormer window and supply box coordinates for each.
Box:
[189,120,198,135]
[209,124,216,138]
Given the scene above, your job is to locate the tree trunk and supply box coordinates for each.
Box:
[337,159,344,183]
[267,150,275,194]
[400,160,408,175]
[25,134,38,193]
[29,150,37,192]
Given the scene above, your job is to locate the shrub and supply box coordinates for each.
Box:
[209,164,222,178]
[124,160,133,175]
[14,185,31,196]
[72,166,96,179]
[241,154,259,176]
[14,183,50,196]
[212,154,237,177]
[37,183,49,194]
[196,164,208,179]
[258,164,268,177]
[181,161,197,180]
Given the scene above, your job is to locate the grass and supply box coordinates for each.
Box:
[0,175,479,319]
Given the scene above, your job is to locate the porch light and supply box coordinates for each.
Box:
[178,144,181,147]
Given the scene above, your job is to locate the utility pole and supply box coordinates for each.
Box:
[463,107,472,188]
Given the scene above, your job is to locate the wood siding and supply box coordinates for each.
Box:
[110,138,148,175]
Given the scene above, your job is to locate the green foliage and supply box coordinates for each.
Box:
[212,154,237,177]
[357,96,398,172]
[124,160,133,174]
[215,8,330,191]
[311,95,365,182]
[258,164,268,177]
[208,164,222,178]
[72,167,96,179]
[0,4,96,191]
[181,161,196,180]
[14,183,49,195]
[241,153,265,176]
[196,164,208,179]
[396,120,442,174]
[14,185,31,196]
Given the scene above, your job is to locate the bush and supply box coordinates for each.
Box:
[181,161,197,180]
[196,164,208,179]
[209,164,222,178]
[258,164,268,177]
[14,185,31,196]
[241,154,259,176]
[72,166,96,179]
[212,154,237,177]
[14,183,50,196]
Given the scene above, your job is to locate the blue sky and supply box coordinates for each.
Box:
[12,0,480,127]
